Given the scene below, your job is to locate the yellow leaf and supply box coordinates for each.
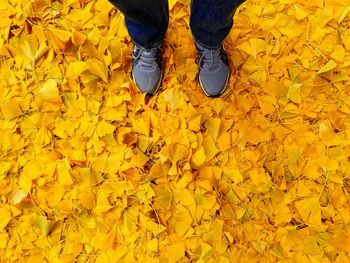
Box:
[295,197,321,226]
[117,21,129,39]
[34,127,51,146]
[206,118,223,141]
[87,27,101,46]
[237,38,267,59]
[1,99,23,119]
[67,61,88,77]
[169,0,177,10]
[48,28,71,43]
[222,167,243,184]
[187,113,202,132]
[128,148,149,168]
[18,174,32,195]
[90,227,116,250]
[21,39,36,61]
[185,58,198,81]
[135,182,155,202]
[146,239,159,252]
[199,242,213,260]
[56,159,74,186]
[22,160,43,184]
[121,209,137,235]
[330,45,345,62]
[0,162,11,177]
[248,169,272,193]
[0,233,8,248]
[154,189,173,210]
[261,3,276,16]
[284,144,304,165]
[140,215,167,236]
[317,59,337,74]
[202,135,219,161]
[232,204,246,219]
[171,210,193,237]
[72,30,86,46]
[286,82,302,104]
[294,5,309,20]
[164,243,185,262]
[132,116,150,136]
[332,231,350,252]
[96,120,115,137]
[46,28,69,50]
[296,181,312,197]
[274,202,291,226]
[236,120,270,145]
[178,189,195,206]
[38,79,60,99]
[99,246,128,262]
[217,132,231,150]
[159,143,188,175]
[257,96,275,115]
[87,58,108,82]
[35,41,49,62]
[33,215,56,236]
[342,34,350,51]
[10,189,27,205]
[94,190,113,214]
[192,146,206,167]
[338,5,350,24]
[0,206,11,229]
[224,231,234,244]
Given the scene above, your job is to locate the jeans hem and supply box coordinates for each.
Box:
[132,39,163,50]
[194,39,222,50]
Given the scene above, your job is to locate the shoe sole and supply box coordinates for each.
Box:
[199,67,230,98]
[132,68,163,96]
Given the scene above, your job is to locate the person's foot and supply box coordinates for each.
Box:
[131,44,163,95]
[195,42,230,97]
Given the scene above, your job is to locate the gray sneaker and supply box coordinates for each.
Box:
[131,44,163,95]
[196,42,230,97]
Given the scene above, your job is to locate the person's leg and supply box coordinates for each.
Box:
[190,0,245,48]
[189,0,245,97]
[109,0,169,49]
[109,0,169,95]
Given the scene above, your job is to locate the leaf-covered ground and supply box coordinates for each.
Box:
[1,0,350,262]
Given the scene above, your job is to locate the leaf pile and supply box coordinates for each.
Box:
[1,0,350,262]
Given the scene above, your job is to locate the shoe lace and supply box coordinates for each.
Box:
[133,46,160,70]
[198,47,223,70]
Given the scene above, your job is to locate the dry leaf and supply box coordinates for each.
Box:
[1,0,350,261]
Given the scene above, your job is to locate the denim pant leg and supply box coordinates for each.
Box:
[190,0,245,49]
[109,0,169,49]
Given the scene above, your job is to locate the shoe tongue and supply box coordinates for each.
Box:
[142,51,155,59]
[203,50,218,59]
[140,49,158,69]
[142,50,151,55]
[202,49,222,70]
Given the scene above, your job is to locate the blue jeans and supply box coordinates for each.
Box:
[109,0,245,49]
